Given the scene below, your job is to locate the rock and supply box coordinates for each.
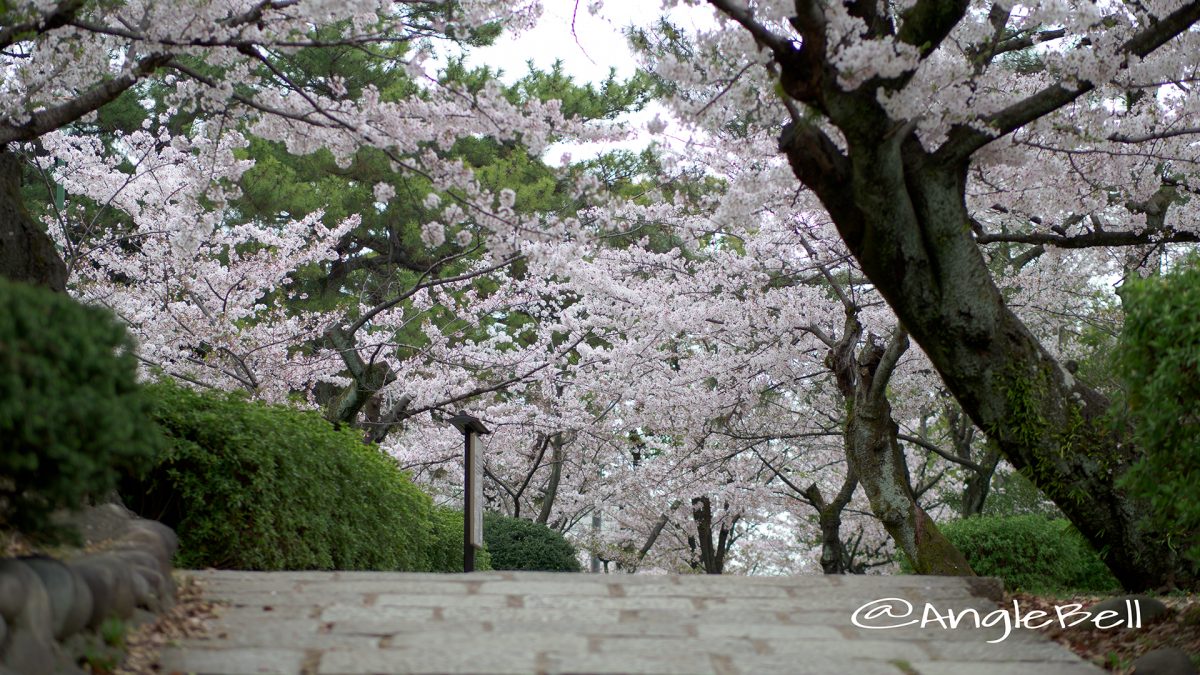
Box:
[129,520,179,559]
[113,548,167,579]
[0,563,28,621]
[0,628,57,675]
[69,555,137,627]
[59,502,134,546]
[1131,647,1197,675]
[130,566,173,612]
[0,560,56,675]
[20,556,92,640]
[114,530,172,573]
[1088,595,1170,628]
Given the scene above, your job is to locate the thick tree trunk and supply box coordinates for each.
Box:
[0,148,67,292]
[780,118,1187,590]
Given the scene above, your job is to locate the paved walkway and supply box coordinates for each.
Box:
[162,571,1101,674]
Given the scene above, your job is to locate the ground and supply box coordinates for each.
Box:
[1008,591,1200,673]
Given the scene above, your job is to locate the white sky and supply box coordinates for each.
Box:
[448,1,717,165]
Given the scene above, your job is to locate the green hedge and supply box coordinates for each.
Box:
[1114,261,1200,565]
[483,512,580,572]
[0,278,160,541]
[124,381,434,570]
[427,505,492,572]
[908,515,1119,593]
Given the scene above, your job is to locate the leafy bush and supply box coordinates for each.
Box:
[123,381,433,570]
[1114,262,1200,565]
[0,278,160,541]
[482,512,580,572]
[912,515,1119,593]
[426,505,491,572]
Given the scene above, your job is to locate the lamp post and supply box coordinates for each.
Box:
[448,411,490,572]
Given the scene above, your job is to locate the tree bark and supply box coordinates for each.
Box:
[803,470,859,574]
[535,434,564,526]
[0,149,67,292]
[828,317,974,576]
[688,496,735,574]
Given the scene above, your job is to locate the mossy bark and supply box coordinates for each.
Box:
[0,148,67,292]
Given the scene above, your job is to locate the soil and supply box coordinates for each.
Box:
[108,573,220,675]
[1008,591,1200,673]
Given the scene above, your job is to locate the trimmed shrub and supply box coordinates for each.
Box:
[915,515,1119,593]
[426,505,491,572]
[1114,261,1200,565]
[482,512,580,572]
[0,278,160,541]
[123,381,432,570]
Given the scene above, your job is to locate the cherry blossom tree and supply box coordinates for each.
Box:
[635,0,1200,590]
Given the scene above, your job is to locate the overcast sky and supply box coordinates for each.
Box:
[454,1,716,165]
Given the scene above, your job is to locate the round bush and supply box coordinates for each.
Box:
[0,278,160,541]
[482,512,581,572]
[123,380,433,570]
[426,505,491,572]
[919,515,1119,593]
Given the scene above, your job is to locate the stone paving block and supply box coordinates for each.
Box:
[318,646,542,674]
[610,582,790,598]
[474,580,613,596]
[209,591,363,607]
[755,637,932,662]
[908,661,1103,674]
[608,607,837,626]
[550,652,718,675]
[518,594,699,611]
[386,631,589,654]
[310,580,477,595]
[214,602,316,620]
[375,593,518,608]
[725,654,926,675]
[187,617,381,651]
[320,604,437,624]
[923,639,1091,662]
[161,647,308,674]
[589,636,766,659]
[439,606,625,624]
[424,619,697,638]
[693,622,843,640]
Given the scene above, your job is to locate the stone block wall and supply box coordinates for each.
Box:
[0,504,179,674]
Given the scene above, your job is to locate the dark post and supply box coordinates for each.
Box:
[449,411,490,572]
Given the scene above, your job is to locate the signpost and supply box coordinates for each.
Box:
[448,412,490,572]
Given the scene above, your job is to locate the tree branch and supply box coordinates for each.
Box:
[936,1,1200,163]
[0,53,169,145]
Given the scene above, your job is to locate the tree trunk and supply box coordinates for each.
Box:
[535,434,564,525]
[780,116,1186,589]
[0,148,67,292]
[946,405,1002,517]
[832,323,974,576]
[960,446,1001,518]
[804,471,859,574]
[688,496,733,574]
